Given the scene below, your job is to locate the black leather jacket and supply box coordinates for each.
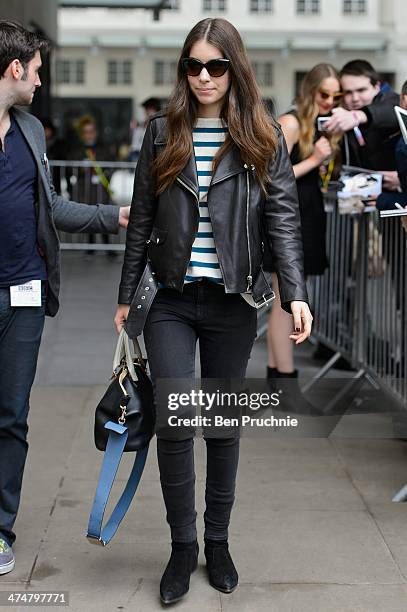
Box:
[118,114,308,313]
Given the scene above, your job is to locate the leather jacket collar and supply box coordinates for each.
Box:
[154,120,246,196]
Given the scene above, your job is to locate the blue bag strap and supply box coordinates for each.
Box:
[87,421,149,546]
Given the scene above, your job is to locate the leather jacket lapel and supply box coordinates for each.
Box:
[154,125,199,197]
[178,150,199,197]
[210,144,245,186]
[177,141,245,195]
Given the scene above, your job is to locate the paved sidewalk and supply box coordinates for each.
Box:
[1,253,406,611]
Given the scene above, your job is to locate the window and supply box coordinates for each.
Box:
[252,62,273,87]
[202,0,226,11]
[166,0,180,9]
[379,72,395,89]
[343,0,366,13]
[250,0,273,12]
[56,59,85,85]
[295,71,307,96]
[107,60,132,85]
[154,60,177,86]
[296,0,320,14]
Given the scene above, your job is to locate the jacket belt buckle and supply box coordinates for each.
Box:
[253,291,275,310]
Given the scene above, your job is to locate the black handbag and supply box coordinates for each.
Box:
[94,329,155,451]
[87,329,156,546]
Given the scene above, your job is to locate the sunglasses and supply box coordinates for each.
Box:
[318,89,344,104]
[181,57,230,78]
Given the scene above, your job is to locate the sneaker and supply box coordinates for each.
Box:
[0,539,15,575]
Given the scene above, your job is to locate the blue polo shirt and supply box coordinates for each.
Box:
[0,114,47,287]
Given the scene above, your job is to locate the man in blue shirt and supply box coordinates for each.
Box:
[0,20,130,574]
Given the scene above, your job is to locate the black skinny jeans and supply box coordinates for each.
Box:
[143,280,257,543]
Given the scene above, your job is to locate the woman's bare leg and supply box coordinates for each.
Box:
[267,273,295,373]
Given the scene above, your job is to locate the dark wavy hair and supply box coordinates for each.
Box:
[154,18,279,196]
[0,20,49,78]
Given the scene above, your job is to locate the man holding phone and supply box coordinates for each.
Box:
[325,59,400,191]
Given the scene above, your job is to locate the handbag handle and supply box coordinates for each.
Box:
[113,328,143,382]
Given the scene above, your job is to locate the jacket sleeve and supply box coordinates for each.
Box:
[29,114,120,235]
[265,131,308,313]
[51,183,119,234]
[363,92,400,133]
[118,119,157,305]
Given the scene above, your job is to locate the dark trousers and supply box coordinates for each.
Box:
[143,280,257,543]
[0,287,45,546]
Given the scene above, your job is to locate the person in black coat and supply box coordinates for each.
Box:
[114,17,312,605]
[326,59,400,191]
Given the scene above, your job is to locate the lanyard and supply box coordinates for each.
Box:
[85,148,114,197]
[320,158,335,191]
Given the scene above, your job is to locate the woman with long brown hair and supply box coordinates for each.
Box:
[115,18,312,604]
[266,63,342,411]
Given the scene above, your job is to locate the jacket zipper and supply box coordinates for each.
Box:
[206,167,245,291]
[176,176,199,205]
[244,164,253,291]
[206,196,229,292]
[176,176,200,283]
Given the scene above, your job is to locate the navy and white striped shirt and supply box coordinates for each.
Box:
[185,118,227,284]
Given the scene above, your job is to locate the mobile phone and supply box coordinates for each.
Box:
[317,116,330,132]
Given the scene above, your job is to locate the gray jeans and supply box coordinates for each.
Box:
[143,280,257,542]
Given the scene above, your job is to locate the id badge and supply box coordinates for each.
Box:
[10,280,42,307]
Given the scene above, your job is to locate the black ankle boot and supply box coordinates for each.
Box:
[160,540,199,605]
[274,370,322,416]
[204,539,238,594]
[267,366,279,394]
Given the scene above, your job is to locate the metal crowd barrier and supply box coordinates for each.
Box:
[306,195,407,501]
[50,160,136,251]
[306,193,357,368]
[255,189,407,499]
[307,197,407,404]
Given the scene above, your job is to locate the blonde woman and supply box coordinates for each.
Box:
[265,63,342,410]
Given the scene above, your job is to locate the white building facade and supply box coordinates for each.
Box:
[53,0,407,130]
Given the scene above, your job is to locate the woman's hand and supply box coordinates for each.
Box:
[289,301,313,344]
[114,304,130,333]
[310,137,332,166]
